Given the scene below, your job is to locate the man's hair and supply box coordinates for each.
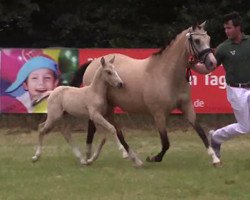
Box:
[223,11,242,28]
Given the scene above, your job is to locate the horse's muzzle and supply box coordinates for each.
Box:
[117,82,124,88]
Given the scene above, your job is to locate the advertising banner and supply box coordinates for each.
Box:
[0,48,79,113]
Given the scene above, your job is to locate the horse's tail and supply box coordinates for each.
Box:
[69,61,92,87]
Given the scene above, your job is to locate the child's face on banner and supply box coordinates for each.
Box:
[23,68,59,100]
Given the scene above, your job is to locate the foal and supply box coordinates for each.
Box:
[32,57,125,165]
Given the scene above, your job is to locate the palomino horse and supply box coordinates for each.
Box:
[72,22,221,166]
[32,57,130,165]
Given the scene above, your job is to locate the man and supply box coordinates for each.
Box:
[193,11,250,160]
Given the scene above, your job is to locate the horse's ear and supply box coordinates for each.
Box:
[100,57,106,67]
[200,21,207,29]
[109,56,115,64]
[186,32,191,39]
[192,22,199,30]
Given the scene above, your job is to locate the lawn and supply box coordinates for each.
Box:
[0,126,250,200]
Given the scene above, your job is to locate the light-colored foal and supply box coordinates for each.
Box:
[32,57,136,165]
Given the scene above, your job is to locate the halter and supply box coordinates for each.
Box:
[185,31,213,82]
[187,32,213,64]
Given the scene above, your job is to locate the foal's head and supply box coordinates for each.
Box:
[100,56,124,88]
[186,21,217,69]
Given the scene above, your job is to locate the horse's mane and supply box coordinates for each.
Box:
[152,25,198,56]
[152,28,187,56]
[152,37,177,56]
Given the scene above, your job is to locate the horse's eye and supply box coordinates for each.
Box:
[106,71,112,75]
[194,39,200,45]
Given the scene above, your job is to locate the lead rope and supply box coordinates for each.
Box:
[185,31,214,82]
[186,34,198,83]
[186,67,193,82]
[186,38,196,83]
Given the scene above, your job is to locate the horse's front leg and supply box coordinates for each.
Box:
[147,112,170,162]
[181,100,221,166]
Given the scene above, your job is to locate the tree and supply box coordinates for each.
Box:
[0,0,39,46]
[0,0,249,48]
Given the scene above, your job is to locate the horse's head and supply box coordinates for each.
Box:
[100,56,124,88]
[186,22,217,70]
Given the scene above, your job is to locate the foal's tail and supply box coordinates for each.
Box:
[32,91,53,106]
[32,61,91,106]
[69,61,92,87]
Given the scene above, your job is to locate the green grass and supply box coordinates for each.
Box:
[1,128,250,200]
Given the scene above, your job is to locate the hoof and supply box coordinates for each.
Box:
[146,155,162,162]
[32,156,39,163]
[86,153,92,160]
[133,159,143,168]
[122,151,129,159]
[146,156,154,162]
[80,159,88,166]
[86,159,94,166]
[213,161,223,168]
[146,156,159,162]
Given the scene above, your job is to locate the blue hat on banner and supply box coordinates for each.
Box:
[5,56,58,93]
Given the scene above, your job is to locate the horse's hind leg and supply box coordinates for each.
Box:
[146,112,170,162]
[106,112,141,165]
[60,121,87,165]
[181,100,221,166]
[115,128,143,167]
[91,112,143,167]
[86,120,96,160]
[107,113,128,159]
[114,129,129,158]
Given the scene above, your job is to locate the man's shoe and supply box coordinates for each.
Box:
[209,130,221,159]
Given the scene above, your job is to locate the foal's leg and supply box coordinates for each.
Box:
[85,134,106,165]
[180,100,221,166]
[85,113,110,165]
[107,112,128,159]
[114,127,129,159]
[32,120,54,162]
[32,104,63,162]
[86,119,128,162]
[91,112,143,167]
[85,119,107,165]
[146,112,170,162]
[115,128,143,166]
[60,122,87,165]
